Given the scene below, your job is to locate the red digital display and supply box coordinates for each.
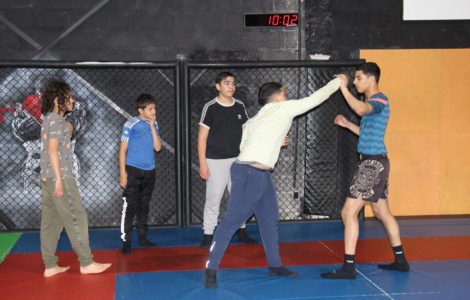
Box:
[245,13,299,27]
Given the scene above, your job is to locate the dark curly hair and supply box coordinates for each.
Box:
[41,79,71,115]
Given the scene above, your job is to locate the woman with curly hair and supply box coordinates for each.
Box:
[40,79,111,277]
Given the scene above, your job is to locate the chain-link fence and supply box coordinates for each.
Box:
[0,63,179,230]
[303,68,360,218]
[0,60,363,231]
[185,61,363,225]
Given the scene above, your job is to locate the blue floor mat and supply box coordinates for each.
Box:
[10,217,470,253]
[114,260,470,300]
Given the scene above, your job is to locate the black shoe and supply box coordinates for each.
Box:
[199,234,213,249]
[204,269,217,288]
[268,266,299,278]
[320,268,356,279]
[138,236,156,247]
[237,228,257,244]
[122,241,132,255]
[378,261,410,272]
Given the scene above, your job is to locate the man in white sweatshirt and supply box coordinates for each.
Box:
[204,76,342,288]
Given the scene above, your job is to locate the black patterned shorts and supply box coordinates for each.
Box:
[347,154,389,202]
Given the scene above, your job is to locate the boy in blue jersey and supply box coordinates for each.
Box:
[119,94,162,254]
[321,63,409,279]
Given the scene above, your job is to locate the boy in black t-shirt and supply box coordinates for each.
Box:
[198,71,256,248]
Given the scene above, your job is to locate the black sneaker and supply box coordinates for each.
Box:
[268,266,299,277]
[237,228,257,244]
[199,234,213,249]
[204,269,217,288]
[138,236,156,247]
[122,241,132,255]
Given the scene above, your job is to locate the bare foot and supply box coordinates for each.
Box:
[44,265,70,277]
[80,261,112,275]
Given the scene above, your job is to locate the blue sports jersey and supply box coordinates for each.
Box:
[358,93,389,155]
[121,117,159,170]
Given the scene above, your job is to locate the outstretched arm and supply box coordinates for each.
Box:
[283,77,341,117]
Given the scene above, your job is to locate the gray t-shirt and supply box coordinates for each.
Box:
[40,112,74,180]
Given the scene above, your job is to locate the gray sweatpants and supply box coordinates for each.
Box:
[203,158,246,235]
[40,179,93,268]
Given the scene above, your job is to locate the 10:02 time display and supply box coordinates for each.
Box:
[245,13,299,27]
[268,14,298,26]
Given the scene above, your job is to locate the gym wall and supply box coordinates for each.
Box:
[361,48,470,216]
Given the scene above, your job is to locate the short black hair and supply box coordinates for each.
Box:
[41,79,71,115]
[135,93,156,111]
[215,71,236,84]
[258,82,284,106]
[357,62,381,83]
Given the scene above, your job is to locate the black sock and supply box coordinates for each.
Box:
[392,245,406,263]
[378,245,410,272]
[343,254,356,271]
[121,241,131,255]
[204,269,217,289]
[320,254,356,279]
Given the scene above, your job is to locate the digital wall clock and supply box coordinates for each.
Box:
[245,13,299,27]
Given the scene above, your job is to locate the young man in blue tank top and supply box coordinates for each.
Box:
[321,62,410,279]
